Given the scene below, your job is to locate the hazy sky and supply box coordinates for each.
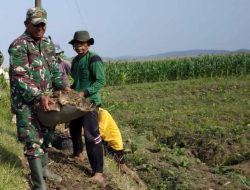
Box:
[1,0,250,66]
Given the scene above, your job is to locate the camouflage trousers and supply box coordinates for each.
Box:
[16,104,54,158]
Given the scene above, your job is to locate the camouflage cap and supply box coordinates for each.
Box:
[26,7,47,25]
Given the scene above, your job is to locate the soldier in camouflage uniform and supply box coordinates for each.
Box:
[0,50,3,66]
[8,7,69,190]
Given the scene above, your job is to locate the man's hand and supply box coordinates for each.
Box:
[79,91,85,97]
[63,86,71,93]
[40,95,55,112]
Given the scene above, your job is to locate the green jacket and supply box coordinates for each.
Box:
[71,51,106,106]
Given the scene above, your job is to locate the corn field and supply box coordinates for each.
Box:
[105,53,250,86]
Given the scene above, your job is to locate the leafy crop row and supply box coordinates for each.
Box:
[105,53,250,86]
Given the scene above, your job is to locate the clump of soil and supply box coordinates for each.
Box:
[36,90,96,127]
[50,90,95,112]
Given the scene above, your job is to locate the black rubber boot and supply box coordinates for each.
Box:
[41,153,62,182]
[27,157,47,190]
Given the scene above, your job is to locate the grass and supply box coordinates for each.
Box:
[0,75,249,189]
[103,156,141,190]
[102,75,250,189]
[0,86,28,190]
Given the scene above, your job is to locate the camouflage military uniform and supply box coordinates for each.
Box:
[0,50,3,66]
[9,31,64,158]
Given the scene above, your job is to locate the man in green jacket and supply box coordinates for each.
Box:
[9,7,69,189]
[69,30,105,183]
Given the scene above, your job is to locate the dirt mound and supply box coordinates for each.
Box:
[160,131,250,166]
[20,127,146,190]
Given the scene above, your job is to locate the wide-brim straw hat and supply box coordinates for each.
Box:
[68,31,94,45]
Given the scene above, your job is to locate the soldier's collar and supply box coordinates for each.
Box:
[23,30,48,42]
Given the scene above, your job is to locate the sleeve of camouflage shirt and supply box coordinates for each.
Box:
[9,42,43,104]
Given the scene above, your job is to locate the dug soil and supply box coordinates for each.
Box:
[22,128,146,190]
[46,147,119,190]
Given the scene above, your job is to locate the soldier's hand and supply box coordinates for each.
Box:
[40,95,55,112]
[63,86,71,93]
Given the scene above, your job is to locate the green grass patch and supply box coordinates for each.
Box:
[0,86,28,190]
[102,75,250,189]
